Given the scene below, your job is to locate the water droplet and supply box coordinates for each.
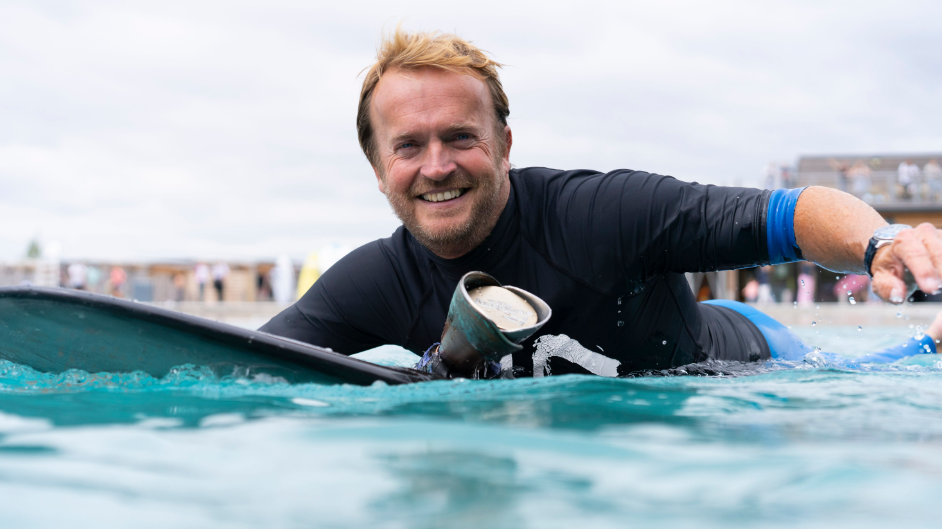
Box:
[858,326,862,332]
[812,321,817,326]
[801,279,805,286]
[662,340,667,345]
[812,346,822,353]
[897,312,902,318]
[793,301,798,308]
[847,290,853,296]
[617,320,624,327]
[836,276,840,280]
[849,297,856,305]
[617,297,622,305]
[816,305,820,310]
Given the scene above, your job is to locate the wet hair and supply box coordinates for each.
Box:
[356,27,510,167]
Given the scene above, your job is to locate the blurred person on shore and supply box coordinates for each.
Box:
[271,255,296,304]
[771,263,794,303]
[797,262,816,306]
[742,277,759,302]
[833,274,869,303]
[756,265,774,304]
[109,266,127,297]
[256,270,272,301]
[780,164,795,188]
[836,161,849,193]
[86,266,102,293]
[924,159,942,201]
[898,160,920,199]
[172,272,187,302]
[848,160,872,198]
[67,262,87,290]
[194,263,209,301]
[212,262,230,302]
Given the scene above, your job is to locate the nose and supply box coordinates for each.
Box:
[420,140,457,181]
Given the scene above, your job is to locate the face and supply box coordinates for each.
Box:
[370,67,512,259]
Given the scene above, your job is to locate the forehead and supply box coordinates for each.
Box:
[371,67,492,133]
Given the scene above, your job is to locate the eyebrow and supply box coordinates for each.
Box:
[389,123,482,144]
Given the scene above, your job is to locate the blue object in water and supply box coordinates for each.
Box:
[704,299,936,362]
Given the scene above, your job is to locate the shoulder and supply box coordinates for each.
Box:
[510,166,683,227]
[510,166,676,198]
[290,227,431,347]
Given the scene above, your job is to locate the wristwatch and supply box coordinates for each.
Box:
[864,224,911,276]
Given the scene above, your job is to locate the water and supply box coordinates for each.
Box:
[2,327,942,528]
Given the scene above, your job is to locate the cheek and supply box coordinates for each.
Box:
[455,148,497,172]
[383,165,415,195]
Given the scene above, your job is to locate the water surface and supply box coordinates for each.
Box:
[1,324,940,528]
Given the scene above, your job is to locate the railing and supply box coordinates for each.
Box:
[794,171,942,206]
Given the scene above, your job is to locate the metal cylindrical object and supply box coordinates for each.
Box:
[435,271,552,378]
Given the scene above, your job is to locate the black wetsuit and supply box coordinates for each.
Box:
[261,167,773,376]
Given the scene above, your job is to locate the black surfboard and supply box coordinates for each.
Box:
[0,286,437,385]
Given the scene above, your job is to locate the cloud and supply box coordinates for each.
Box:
[1,0,940,260]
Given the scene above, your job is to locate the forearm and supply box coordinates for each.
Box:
[793,186,887,273]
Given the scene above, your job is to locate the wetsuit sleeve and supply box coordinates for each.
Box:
[258,242,415,355]
[856,334,937,363]
[518,168,775,286]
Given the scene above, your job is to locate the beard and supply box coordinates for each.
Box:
[383,161,506,258]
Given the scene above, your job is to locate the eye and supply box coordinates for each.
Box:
[398,141,416,150]
[455,133,471,141]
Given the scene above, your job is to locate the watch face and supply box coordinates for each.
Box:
[874,224,912,240]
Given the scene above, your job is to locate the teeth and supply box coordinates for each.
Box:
[422,189,464,202]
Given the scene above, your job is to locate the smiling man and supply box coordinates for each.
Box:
[261,28,942,377]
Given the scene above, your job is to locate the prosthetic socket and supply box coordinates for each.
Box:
[418,271,552,379]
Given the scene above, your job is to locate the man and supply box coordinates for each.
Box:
[262,29,942,377]
[898,159,920,200]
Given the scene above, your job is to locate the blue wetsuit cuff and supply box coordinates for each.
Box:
[856,334,937,363]
[922,334,937,355]
[766,187,806,264]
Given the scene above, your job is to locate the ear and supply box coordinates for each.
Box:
[373,165,386,194]
[501,125,513,172]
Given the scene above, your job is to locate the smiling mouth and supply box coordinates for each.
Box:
[419,188,468,203]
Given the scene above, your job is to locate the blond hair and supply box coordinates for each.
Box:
[357,28,509,167]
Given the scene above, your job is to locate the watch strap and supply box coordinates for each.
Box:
[864,238,880,277]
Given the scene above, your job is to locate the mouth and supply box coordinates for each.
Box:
[418,188,468,203]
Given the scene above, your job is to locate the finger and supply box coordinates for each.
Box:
[915,223,942,282]
[891,229,942,294]
[872,269,908,303]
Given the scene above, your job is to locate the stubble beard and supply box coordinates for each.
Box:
[384,162,506,259]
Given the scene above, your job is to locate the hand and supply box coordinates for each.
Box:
[927,310,942,346]
[871,223,942,303]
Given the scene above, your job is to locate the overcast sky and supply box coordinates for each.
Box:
[2,0,940,261]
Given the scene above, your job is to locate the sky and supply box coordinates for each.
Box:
[1,0,941,261]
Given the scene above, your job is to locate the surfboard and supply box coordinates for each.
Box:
[0,286,437,385]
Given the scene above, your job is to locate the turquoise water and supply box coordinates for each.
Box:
[2,325,942,528]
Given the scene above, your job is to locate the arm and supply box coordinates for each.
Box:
[526,169,773,288]
[259,242,412,354]
[793,186,885,273]
[794,186,942,303]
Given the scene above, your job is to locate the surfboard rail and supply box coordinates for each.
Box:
[0,286,437,386]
